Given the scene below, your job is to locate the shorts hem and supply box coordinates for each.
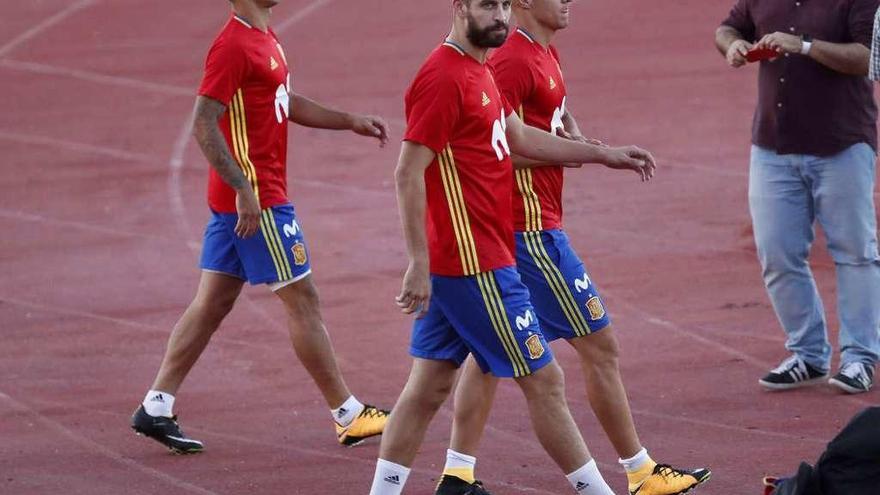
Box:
[200,268,245,280]
[269,270,313,291]
[488,353,554,378]
[545,319,612,342]
[409,348,467,367]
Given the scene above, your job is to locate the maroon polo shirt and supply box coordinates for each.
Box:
[722,0,878,156]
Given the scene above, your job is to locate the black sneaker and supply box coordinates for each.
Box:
[759,355,828,390]
[829,362,874,394]
[435,475,492,495]
[131,405,204,454]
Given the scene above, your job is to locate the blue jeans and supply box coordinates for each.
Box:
[749,143,880,369]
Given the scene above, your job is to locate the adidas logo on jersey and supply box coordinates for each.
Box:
[384,475,401,485]
[270,56,279,70]
[549,76,557,90]
[481,91,491,107]
[575,481,590,491]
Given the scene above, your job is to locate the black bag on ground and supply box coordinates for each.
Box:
[769,407,880,495]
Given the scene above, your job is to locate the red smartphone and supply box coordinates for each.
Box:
[745,47,779,63]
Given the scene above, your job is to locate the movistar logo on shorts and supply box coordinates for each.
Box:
[515,309,535,330]
[573,273,591,293]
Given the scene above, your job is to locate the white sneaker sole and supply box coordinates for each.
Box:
[758,374,828,390]
[828,377,871,394]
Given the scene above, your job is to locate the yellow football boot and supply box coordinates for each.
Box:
[335,404,389,446]
[629,463,711,495]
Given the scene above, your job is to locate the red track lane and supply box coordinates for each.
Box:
[1,1,877,493]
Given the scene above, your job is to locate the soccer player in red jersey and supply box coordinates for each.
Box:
[370,1,657,494]
[131,0,390,453]
[440,2,711,495]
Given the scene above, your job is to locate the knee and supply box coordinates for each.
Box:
[279,279,322,317]
[518,361,566,401]
[826,237,880,267]
[193,293,237,323]
[575,333,620,373]
[407,380,453,413]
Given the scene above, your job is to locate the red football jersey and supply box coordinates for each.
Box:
[404,41,516,277]
[198,15,291,213]
[490,28,568,232]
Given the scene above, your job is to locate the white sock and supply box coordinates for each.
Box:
[443,448,476,482]
[566,459,615,494]
[142,390,174,418]
[331,395,364,427]
[369,458,411,495]
[619,448,651,472]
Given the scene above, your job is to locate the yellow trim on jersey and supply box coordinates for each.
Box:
[438,145,481,275]
[514,105,544,232]
[515,169,543,232]
[476,271,529,377]
[229,89,293,282]
[522,231,590,336]
[229,89,260,201]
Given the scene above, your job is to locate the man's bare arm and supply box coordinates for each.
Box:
[504,113,656,180]
[288,92,389,146]
[192,95,260,238]
[394,141,435,316]
[193,96,250,190]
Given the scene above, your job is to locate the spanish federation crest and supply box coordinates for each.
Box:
[525,334,545,360]
[292,242,307,266]
[586,296,605,321]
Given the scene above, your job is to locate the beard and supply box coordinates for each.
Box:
[465,15,509,48]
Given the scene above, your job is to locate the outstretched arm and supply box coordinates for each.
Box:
[394,141,435,317]
[288,93,389,146]
[192,95,260,238]
[505,113,656,181]
[510,110,605,170]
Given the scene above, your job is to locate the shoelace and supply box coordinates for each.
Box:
[771,355,803,374]
[656,465,686,480]
[360,405,389,419]
[839,362,866,380]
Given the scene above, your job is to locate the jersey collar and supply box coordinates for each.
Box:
[233,14,253,29]
[516,27,536,43]
[443,39,466,56]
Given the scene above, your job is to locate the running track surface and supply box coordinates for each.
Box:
[1,1,877,494]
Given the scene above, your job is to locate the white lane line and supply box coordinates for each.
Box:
[0,390,220,495]
[0,129,154,163]
[275,0,334,35]
[0,208,177,243]
[0,0,98,58]
[0,58,191,96]
[0,296,280,353]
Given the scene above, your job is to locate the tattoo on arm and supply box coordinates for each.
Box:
[192,96,249,190]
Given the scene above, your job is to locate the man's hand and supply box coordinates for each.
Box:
[756,32,802,55]
[350,115,390,147]
[234,187,261,238]
[396,261,430,317]
[602,146,657,181]
[726,39,754,67]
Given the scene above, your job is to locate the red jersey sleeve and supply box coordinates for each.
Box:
[404,66,463,154]
[198,37,250,105]
[489,54,535,113]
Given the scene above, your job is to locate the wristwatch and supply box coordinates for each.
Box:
[801,34,813,55]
